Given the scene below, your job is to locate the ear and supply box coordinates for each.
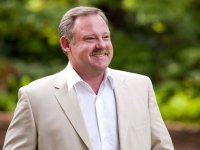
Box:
[60,36,70,54]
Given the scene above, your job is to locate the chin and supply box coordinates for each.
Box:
[96,65,108,71]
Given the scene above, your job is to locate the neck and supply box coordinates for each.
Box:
[79,71,105,94]
[86,76,104,94]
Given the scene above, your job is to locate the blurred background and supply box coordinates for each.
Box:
[0,0,200,149]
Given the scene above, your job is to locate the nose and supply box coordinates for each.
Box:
[95,38,106,49]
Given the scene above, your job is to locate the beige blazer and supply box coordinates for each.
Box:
[3,67,174,150]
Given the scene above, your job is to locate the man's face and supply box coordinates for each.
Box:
[68,14,113,76]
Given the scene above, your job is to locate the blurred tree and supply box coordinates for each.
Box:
[0,0,200,122]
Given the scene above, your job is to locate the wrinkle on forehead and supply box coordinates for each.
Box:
[72,14,110,37]
[72,14,110,42]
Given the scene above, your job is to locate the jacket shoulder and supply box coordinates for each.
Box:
[109,68,150,81]
[20,72,59,93]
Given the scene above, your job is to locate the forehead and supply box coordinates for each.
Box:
[72,14,110,35]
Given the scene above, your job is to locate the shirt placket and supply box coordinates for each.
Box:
[96,94,106,150]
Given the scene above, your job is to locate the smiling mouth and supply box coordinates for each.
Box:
[90,51,108,56]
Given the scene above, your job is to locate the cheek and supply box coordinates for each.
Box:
[107,43,113,52]
[77,45,93,58]
[106,41,113,48]
[71,44,88,54]
[78,42,95,50]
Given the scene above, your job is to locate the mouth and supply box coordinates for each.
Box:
[90,50,108,57]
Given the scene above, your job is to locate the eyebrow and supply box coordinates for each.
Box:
[83,32,110,37]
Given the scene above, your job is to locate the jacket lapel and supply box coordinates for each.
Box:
[113,78,129,150]
[53,69,92,149]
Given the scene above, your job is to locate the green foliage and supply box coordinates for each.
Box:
[110,27,155,76]
[0,0,67,63]
[0,0,200,123]
[0,59,19,111]
[158,90,200,122]
[0,58,65,112]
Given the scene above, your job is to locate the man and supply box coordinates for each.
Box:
[3,6,174,150]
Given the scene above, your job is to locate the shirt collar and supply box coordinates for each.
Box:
[65,63,82,91]
[104,68,114,89]
[65,62,114,91]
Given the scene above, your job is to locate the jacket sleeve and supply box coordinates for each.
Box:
[147,77,174,150]
[3,87,37,150]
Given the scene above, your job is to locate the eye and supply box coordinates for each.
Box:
[84,36,96,41]
[103,35,110,40]
[87,37,95,40]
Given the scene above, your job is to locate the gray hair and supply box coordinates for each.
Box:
[59,6,108,41]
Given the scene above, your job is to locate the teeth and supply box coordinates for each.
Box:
[91,51,107,56]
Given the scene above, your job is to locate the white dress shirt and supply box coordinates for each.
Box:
[65,63,119,150]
